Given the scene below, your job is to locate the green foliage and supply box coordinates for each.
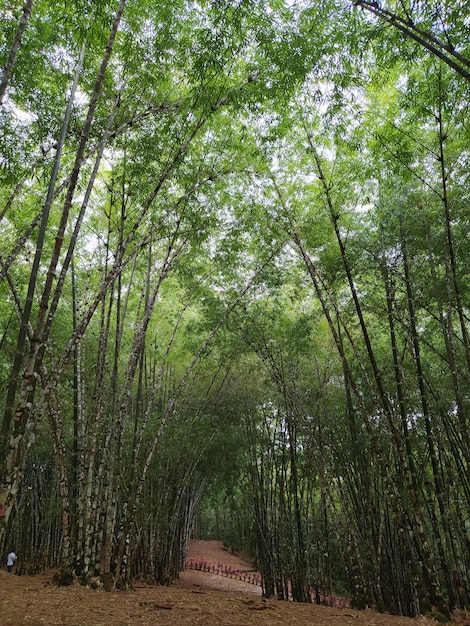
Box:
[1,0,470,616]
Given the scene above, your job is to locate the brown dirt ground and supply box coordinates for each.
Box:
[1,540,469,626]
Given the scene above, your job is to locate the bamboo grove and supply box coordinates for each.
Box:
[1,0,470,619]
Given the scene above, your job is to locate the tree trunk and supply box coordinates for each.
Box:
[0,0,35,106]
[400,215,462,609]
[0,0,127,543]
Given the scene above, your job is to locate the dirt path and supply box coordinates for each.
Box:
[177,539,262,593]
[1,540,469,625]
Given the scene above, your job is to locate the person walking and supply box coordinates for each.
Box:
[7,550,17,573]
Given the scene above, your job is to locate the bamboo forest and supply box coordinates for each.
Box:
[1,0,470,620]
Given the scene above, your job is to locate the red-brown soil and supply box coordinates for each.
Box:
[1,540,469,625]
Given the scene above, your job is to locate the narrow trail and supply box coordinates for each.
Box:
[177,539,262,593]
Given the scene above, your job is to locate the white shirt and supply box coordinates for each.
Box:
[7,552,16,566]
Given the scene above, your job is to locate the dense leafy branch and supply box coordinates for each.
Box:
[353,0,470,81]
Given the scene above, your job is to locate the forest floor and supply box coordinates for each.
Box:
[1,539,470,626]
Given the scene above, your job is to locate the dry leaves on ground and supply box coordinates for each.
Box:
[1,540,469,626]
